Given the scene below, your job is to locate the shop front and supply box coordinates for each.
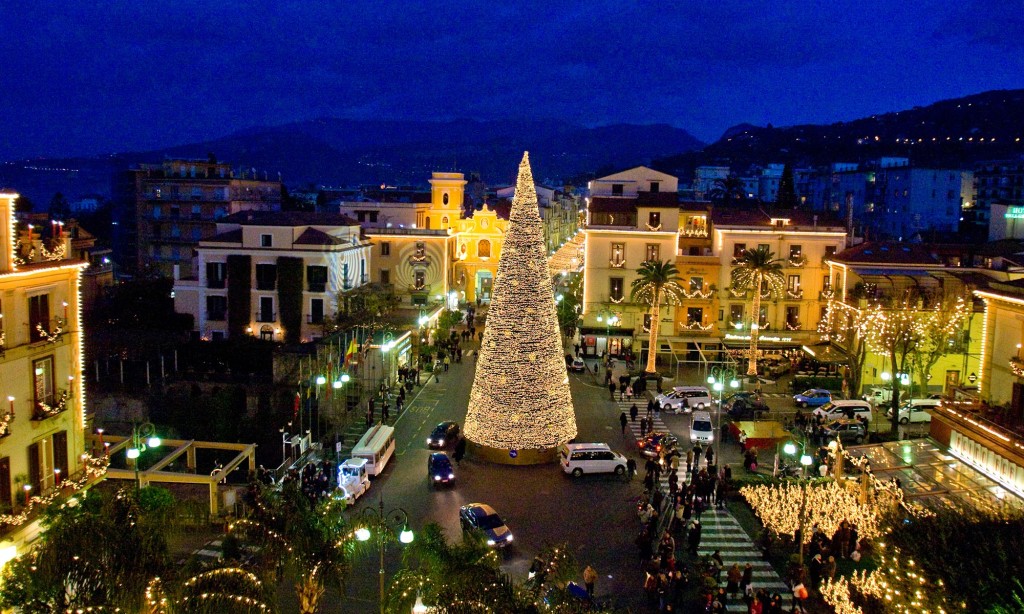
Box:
[579,326,634,360]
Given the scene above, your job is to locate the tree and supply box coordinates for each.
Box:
[630,260,686,375]
[730,246,785,376]
[0,487,174,612]
[708,175,746,206]
[907,294,970,399]
[818,299,870,396]
[860,297,926,433]
[145,567,275,614]
[556,274,583,340]
[13,194,34,213]
[229,482,355,614]
[776,163,798,208]
[48,192,70,219]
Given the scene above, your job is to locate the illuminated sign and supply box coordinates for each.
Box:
[1005,207,1024,219]
[724,334,794,343]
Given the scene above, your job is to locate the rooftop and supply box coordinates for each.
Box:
[831,241,941,265]
[712,207,845,229]
[221,210,359,227]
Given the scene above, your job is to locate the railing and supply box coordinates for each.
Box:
[256,311,276,323]
[30,317,67,344]
[255,281,276,291]
[408,255,431,267]
[785,288,804,300]
[206,311,226,322]
[32,389,70,421]
[787,256,806,268]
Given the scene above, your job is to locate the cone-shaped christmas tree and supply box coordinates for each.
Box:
[463,152,577,463]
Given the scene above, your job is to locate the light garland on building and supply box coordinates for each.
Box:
[0,454,108,526]
[463,152,577,452]
[680,321,714,331]
[40,241,66,261]
[682,287,715,300]
[0,410,12,437]
[35,316,66,343]
[36,389,70,419]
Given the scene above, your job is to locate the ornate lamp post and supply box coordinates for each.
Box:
[595,310,620,359]
[707,365,739,468]
[126,422,162,492]
[355,495,414,614]
[781,439,815,569]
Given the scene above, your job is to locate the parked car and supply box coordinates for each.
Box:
[720,391,755,412]
[862,386,892,405]
[427,452,455,487]
[727,396,769,420]
[813,400,872,423]
[638,432,678,459]
[654,389,690,413]
[824,419,867,444]
[676,386,713,410]
[793,389,832,408]
[459,503,514,548]
[559,443,627,477]
[886,399,940,424]
[426,421,460,449]
[569,358,586,373]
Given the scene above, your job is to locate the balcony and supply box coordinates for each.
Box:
[308,282,327,293]
[785,288,804,300]
[30,317,67,344]
[787,255,806,268]
[256,311,276,323]
[0,456,108,538]
[307,314,326,325]
[32,389,70,421]
[206,311,226,322]
[820,289,836,300]
[408,255,432,267]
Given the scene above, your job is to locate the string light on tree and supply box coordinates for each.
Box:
[730,246,785,376]
[463,152,577,461]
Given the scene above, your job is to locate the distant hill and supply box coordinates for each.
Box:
[0,119,704,204]
[654,89,1024,178]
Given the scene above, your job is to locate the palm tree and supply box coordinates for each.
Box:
[730,246,785,376]
[146,567,275,613]
[229,482,355,614]
[708,175,746,206]
[630,260,686,376]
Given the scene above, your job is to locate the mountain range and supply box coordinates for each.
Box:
[3,89,1024,206]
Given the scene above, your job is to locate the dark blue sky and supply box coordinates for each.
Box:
[2,0,1023,159]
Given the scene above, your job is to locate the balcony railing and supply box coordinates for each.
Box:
[206,311,226,322]
[785,288,804,300]
[255,281,276,291]
[256,311,276,323]
[33,389,70,421]
[787,256,806,268]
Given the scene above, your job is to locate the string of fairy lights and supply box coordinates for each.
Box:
[820,545,954,613]
[463,152,577,451]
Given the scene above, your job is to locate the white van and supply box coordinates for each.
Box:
[813,400,872,423]
[862,387,892,405]
[559,443,627,477]
[886,399,940,424]
[677,386,714,411]
[689,411,715,444]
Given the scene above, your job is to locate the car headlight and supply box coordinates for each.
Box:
[506,534,513,542]
[438,440,444,447]
[426,438,433,445]
[448,473,455,479]
[487,539,496,546]
[434,475,441,481]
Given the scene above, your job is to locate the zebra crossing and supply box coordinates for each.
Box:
[611,397,791,597]
[698,508,791,594]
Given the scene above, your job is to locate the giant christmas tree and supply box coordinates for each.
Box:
[463,152,577,464]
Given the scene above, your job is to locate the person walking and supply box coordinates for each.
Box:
[626,457,637,480]
[705,446,715,470]
[453,437,466,465]
[608,381,617,401]
[619,380,627,401]
[687,519,702,555]
[726,563,742,600]
[686,449,694,475]
[740,562,754,596]
[619,411,628,434]
[583,565,598,598]
[630,403,639,423]
[640,417,648,437]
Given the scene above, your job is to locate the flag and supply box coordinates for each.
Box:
[344,338,358,368]
[293,392,300,420]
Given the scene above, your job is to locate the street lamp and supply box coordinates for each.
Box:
[356,495,414,614]
[780,438,815,569]
[595,310,620,359]
[126,422,162,492]
[707,365,739,469]
[280,423,292,464]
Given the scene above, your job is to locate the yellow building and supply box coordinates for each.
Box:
[452,204,508,304]
[0,191,95,565]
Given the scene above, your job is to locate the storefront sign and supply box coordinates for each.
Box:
[724,334,794,343]
[1006,206,1024,219]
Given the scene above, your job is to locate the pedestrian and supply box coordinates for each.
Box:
[726,563,742,599]
[654,399,661,420]
[619,381,627,401]
[620,411,628,434]
[740,562,753,596]
[396,397,404,413]
[687,519,702,555]
[453,437,466,465]
[685,449,694,474]
[435,368,440,383]
[626,384,633,400]
[824,555,837,582]
[382,401,390,423]
[705,446,715,469]
[444,356,450,372]
[626,457,637,480]
[583,564,598,598]
[608,381,617,401]
[630,403,639,423]
[640,417,648,436]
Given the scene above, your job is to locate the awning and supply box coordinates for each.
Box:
[801,343,848,364]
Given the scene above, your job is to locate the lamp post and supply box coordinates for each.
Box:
[780,439,815,569]
[355,494,414,614]
[381,332,395,394]
[280,423,292,465]
[595,310,620,359]
[126,422,161,492]
[707,365,739,470]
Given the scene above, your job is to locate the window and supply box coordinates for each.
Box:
[29,294,50,342]
[786,306,800,328]
[645,244,660,261]
[258,297,275,322]
[191,204,202,219]
[442,216,449,226]
[342,263,351,289]
[643,314,652,332]
[825,245,837,257]
[650,181,660,193]
[611,184,624,196]
[733,243,747,258]
[306,265,327,292]
[214,206,227,220]
[380,269,390,285]
[729,304,744,325]
[380,242,391,256]
[152,205,162,219]
[310,298,324,324]
[789,245,802,259]
[611,243,624,264]
[414,270,426,290]
[33,356,54,411]
[609,278,624,301]
[823,275,831,290]
[206,296,227,321]
[170,206,180,219]
[442,192,449,206]
[255,264,277,290]
[478,239,491,258]
[687,307,704,325]
[689,276,704,294]
[191,227,202,240]
[648,212,661,228]
[758,305,768,328]
[169,225,180,238]
[360,259,366,283]
[757,243,769,252]
[260,234,272,248]
[788,275,801,291]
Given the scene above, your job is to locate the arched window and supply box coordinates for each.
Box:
[442,216,449,226]
[478,239,491,258]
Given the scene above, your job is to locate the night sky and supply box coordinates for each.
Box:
[2,0,1023,159]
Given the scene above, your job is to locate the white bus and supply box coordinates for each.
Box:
[352,424,396,477]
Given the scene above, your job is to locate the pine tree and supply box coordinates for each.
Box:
[463,152,577,456]
[776,163,798,208]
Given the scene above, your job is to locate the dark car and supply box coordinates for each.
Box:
[824,419,867,444]
[427,452,455,487]
[426,421,460,449]
[727,394,769,419]
[459,503,514,548]
[638,432,678,459]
